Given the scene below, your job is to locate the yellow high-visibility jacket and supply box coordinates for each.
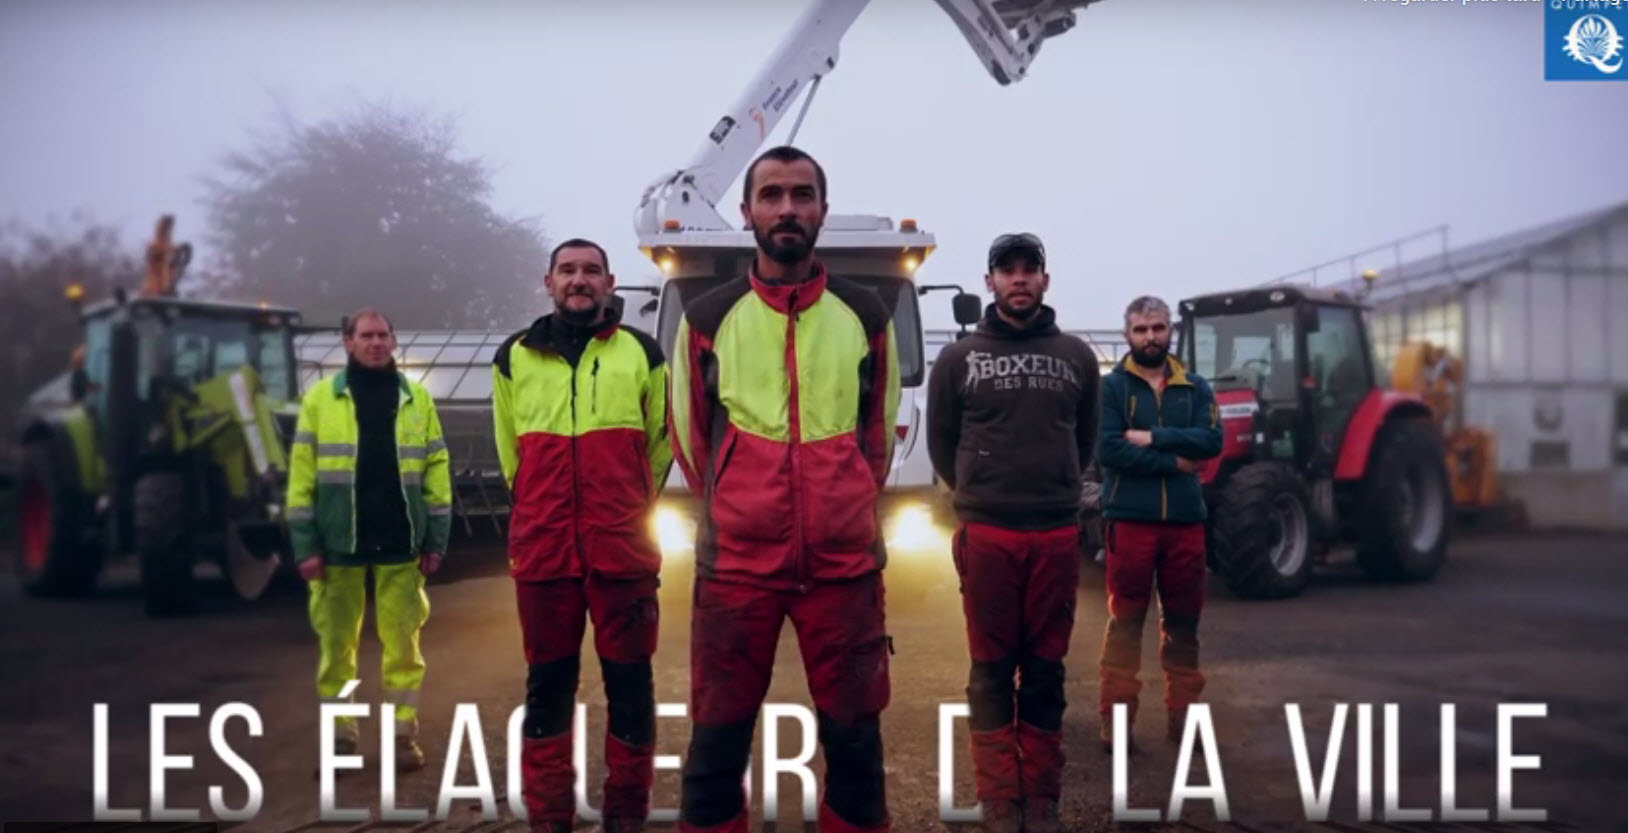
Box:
[286,369,452,564]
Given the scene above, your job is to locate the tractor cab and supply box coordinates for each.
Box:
[1177,285,1378,477]
[76,295,302,435]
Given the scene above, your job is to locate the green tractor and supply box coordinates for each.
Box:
[11,216,303,616]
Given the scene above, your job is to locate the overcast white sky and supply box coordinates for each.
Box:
[3,0,1626,330]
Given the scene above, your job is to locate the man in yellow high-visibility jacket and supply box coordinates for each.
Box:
[286,307,453,771]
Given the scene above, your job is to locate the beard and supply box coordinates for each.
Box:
[996,291,1042,322]
[754,222,817,265]
[1131,342,1169,368]
[556,294,601,324]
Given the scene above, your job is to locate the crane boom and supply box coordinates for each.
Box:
[633,0,1103,237]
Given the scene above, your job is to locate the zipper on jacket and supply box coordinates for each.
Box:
[786,289,807,593]
[1157,382,1168,521]
[346,390,358,551]
[591,357,600,414]
[571,357,583,562]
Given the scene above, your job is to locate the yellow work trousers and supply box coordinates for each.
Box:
[309,561,430,732]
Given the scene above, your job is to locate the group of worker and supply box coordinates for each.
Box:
[284,144,1223,833]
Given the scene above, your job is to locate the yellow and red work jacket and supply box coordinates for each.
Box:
[669,263,901,591]
[491,309,672,581]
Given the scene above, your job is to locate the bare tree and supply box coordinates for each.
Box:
[0,215,138,443]
[201,100,549,330]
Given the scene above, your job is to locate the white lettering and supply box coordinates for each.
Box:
[436,703,499,820]
[937,704,979,823]
[149,703,201,821]
[1167,704,1229,821]
[93,704,141,820]
[1285,703,1345,821]
[1496,703,1546,821]
[208,703,264,821]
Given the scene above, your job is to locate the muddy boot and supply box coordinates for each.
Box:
[1021,798,1060,833]
[395,718,426,773]
[597,818,644,833]
[980,799,1022,833]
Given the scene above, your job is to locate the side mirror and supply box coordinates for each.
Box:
[952,293,982,326]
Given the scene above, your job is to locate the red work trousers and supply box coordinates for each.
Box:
[515,574,659,825]
[1098,520,1207,725]
[678,574,891,833]
[952,522,1082,802]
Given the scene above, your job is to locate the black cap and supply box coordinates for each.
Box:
[988,232,1046,270]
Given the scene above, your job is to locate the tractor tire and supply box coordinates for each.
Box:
[1355,419,1451,583]
[11,440,99,597]
[135,471,198,617]
[1210,462,1314,600]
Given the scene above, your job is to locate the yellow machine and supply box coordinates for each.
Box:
[1389,341,1501,510]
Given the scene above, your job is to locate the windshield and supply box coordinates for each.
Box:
[163,316,296,403]
[1184,307,1298,402]
[656,274,925,387]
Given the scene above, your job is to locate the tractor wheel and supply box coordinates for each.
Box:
[1356,419,1451,582]
[135,471,198,617]
[1210,462,1314,599]
[11,440,99,597]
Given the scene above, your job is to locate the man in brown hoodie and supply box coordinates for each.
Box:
[925,232,1101,833]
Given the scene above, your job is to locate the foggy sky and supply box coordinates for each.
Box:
[3,0,1626,330]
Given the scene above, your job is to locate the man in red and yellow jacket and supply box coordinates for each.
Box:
[492,238,672,833]
[670,146,901,833]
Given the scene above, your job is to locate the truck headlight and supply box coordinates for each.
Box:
[653,505,696,558]
[885,502,948,558]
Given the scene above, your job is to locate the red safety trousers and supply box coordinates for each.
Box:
[952,521,1082,802]
[1098,520,1207,727]
[678,574,891,833]
[516,574,659,827]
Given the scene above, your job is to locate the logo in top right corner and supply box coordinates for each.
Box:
[1547,3,1627,79]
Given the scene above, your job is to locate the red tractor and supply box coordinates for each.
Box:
[1175,285,1452,599]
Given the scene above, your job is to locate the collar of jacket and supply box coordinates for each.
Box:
[748,261,827,315]
[976,302,1060,340]
[1116,353,1194,387]
[519,304,623,354]
[331,363,412,400]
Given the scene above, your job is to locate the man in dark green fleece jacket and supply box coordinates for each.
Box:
[1095,295,1222,753]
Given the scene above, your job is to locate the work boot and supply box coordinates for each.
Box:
[395,719,426,773]
[980,799,1022,833]
[313,721,362,779]
[1167,707,1188,744]
[597,818,644,833]
[1021,798,1060,833]
[1100,718,1136,756]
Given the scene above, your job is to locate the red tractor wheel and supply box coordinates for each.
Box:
[1355,419,1451,582]
[11,440,98,596]
[1210,462,1314,600]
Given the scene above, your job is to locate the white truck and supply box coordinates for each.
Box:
[625,0,1105,574]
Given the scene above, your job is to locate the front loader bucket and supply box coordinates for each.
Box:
[225,521,284,600]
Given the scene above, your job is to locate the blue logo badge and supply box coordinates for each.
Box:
[1546,1,1627,80]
